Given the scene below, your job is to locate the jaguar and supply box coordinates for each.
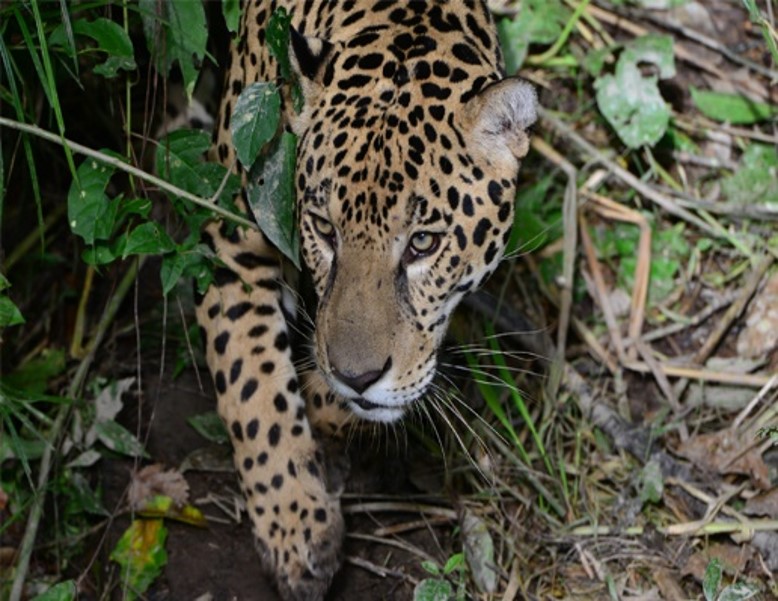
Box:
[196,1,537,598]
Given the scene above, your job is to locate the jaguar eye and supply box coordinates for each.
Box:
[312,215,336,244]
[406,232,441,261]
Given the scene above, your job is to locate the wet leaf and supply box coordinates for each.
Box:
[595,35,675,148]
[31,580,77,601]
[0,295,24,326]
[703,559,722,601]
[188,411,229,444]
[231,82,281,170]
[110,519,168,600]
[50,18,136,78]
[67,156,120,244]
[246,132,300,268]
[691,88,776,124]
[139,0,206,98]
[639,458,664,504]
[95,421,148,458]
[413,578,454,601]
[462,510,497,593]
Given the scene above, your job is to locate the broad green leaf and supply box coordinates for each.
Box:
[231,82,282,170]
[95,421,148,458]
[0,295,24,326]
[110,519,168,601]
[691,88,776,124]
[413,578,454,601]
[68,472,108,516]
[31,581,77,601]
[703,559,722,601]
[498,0,568,72]
[122,222,175,257]
[267,7,303,112]
[222,0,240,33]
[2,349,66,394]
[638,458,664,504]
[596,61,669,148]
[0,273,10,291]
[718,582,760,601]
[139,0,206,98]
[188,411,229,444]
[160,245,214,296]
[50,18,136,78]
[68,156,120,244]
[156,130,240,203]
[246,131,300,268]
[443,553,465,575]
[595,35,675,148]
[722,144,778,206]
[420,560,440,576]
[462,510,497,593]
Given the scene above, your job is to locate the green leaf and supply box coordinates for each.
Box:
[187,411,229,444]
[420,560,440,576]
[231,82,282,170]
[462,510,497,593]
[111,519,168,601]
[50,18,136,78]
[122,222,175,257]
[160,245,214,297]
[718,582,760,601]
[691,88,776,124]
[266,7,303,112]
[498,0,569,72]
[722,144,778,206]
[156,130,241,203]
[140,0,207,98]
[703,559,722,601]
[246,132,300,268]
[68,156,120,244]
[31,581,77,601]
[413,578,454,601]
[2,349,67,394]
[0,295,24,326]
[638,458,664,504]
[442,553,465,575]
[222,0,240,33]
[95,421,148,458]
[595,35,675,148]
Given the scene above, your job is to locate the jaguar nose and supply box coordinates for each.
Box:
[331,357,392,395]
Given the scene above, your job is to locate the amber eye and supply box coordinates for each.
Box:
[312,215,336,244]
[406,232,441,261]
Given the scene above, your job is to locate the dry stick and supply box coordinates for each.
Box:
[10,259,144,601]
[624,362,773,388]
[530,137,578,399]
[345,555,413,582]
[540,109,722,241]
[0,117,257,230]
[671,254,774,400]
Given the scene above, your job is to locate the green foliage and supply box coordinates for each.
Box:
[188,411,230,444]
[498,0,569,72]
[415,552,467,601]
[0,273,24,327]
[30,581,77,601]
[595,35,675,148]
[230,82,282,169]
[691,88,776,124]
[246,132,300,268]
[721,144,778,206]
[49,18,136,78]
[139,0,207,99]
[110,519,169,601]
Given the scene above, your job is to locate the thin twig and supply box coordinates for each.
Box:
[0,116,257,230]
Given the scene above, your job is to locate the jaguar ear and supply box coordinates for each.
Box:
[464,78,538,166]
[289,26,334,86]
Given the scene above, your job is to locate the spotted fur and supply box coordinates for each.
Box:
[197,1,536,599]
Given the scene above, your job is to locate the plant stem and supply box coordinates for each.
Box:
[0,116,257,230]
[9,258,144,601]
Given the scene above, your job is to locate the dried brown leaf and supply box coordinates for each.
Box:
[676,429,770,489]
[744,488,778,518]
[652,568,686,601]
[681,543,754,581]
[128,464,190,510]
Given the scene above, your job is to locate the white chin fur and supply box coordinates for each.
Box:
[347,401,406,423]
